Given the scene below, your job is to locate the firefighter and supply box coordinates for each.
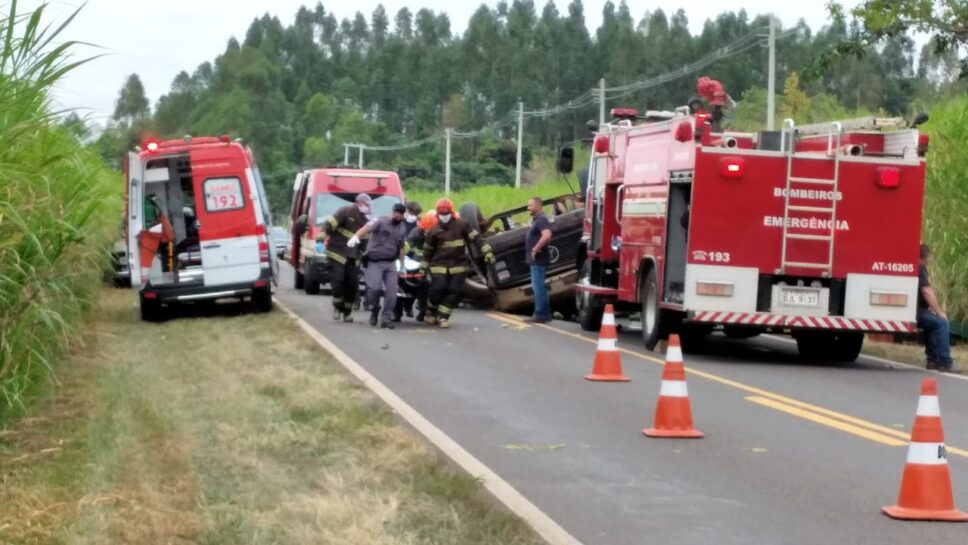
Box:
[400,211,436,322]
[320,193,371,322]
[421,198,495,328]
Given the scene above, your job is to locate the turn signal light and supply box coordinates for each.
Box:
[696,281,734,297]
[871,291,908,307]
[593,135,610,155]
[719,157,745,179]
[876,167,900,188]
[917,134,929,156]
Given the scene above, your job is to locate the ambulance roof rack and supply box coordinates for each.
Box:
[795,116,904,136]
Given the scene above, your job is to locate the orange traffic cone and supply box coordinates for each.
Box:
[643,334,703,438]
[584,304,630,382]
[883,378,968,521]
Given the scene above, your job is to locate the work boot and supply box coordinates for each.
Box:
[405,307,413,318]
[415,311,425,322]
[332,308,342,321]
[392,313,402,323]
[342,312,354,323]
[381,321,395,330]
[439,319,450,329]
[425,315,438,326]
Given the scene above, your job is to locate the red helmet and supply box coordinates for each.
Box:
[419,211,438,231]
[435,198,454,215]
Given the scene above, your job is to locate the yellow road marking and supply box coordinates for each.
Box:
[745,396,907,447]
[490,312,968,458]
[487,312,531,330]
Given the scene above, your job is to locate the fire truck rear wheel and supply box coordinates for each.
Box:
[294,267,305,290]
[795,331,864,363]
[641,267,666,350]
[576,262,603,331]
[304,265,320,295]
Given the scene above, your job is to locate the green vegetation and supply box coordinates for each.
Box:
[408,178,576,218]
[921,97,968,320]
[0,4,121,421]
[0,290,544,545]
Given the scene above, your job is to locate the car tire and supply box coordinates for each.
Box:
[304,265,319,295]
[294,267,305,290]
[252,287,273,313]
[575,261,603,331]
[641,266,666,351]
[795,331,863,363]
[459,202,483,233]
[139,296,165,322]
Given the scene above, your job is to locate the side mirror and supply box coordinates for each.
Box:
[557,146,575,174]
[912,113,929,127]
[295,214,308,235]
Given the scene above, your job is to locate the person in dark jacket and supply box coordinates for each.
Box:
[354,203,409,329]
[397,211,436,322]
[421,198,495,329]
[320,193,370,321]
[403,201,422,236]
[917,244,960,373]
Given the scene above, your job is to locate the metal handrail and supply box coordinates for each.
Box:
[614,184,626,223]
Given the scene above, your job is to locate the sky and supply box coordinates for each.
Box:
[28,0,855,125]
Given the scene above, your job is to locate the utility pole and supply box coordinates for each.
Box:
[358,145,365,168]
[515,100,524,189]
[444,128,452,196]
[343,143,350,165]
[598,78,606,127]
[767,16,776,130]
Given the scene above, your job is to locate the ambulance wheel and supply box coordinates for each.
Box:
[304,266,320,295]
[139,296,165,322]
[252,287,273,313]
[575,262,603,331]
[795,331,863,363]
[641,267,667,351]
[294,267,305,290]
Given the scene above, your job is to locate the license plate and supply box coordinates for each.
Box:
[782,288,820,307]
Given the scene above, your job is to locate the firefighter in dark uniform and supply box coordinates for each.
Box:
[421,198,495,328]
[400,211,436,322]
[320,193,371,321]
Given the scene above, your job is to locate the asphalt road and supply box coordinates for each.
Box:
[274,263,968,545]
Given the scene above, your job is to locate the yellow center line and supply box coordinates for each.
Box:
[490,313,968,458]
[487,312,531,329]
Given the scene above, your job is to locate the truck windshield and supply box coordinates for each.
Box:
[315,193,401,224]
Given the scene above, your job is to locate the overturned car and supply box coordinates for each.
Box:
[459,194,584,313]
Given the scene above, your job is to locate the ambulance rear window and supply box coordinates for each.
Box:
[203,177,245,212]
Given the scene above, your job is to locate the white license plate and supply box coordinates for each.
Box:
[782,289,820,307]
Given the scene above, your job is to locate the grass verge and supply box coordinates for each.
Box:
[0,289,544,545]
[862,337,968,371]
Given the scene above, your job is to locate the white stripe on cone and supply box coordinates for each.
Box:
[597,338,617,351]
[906,442,948,465]
[666,346,683,362]
[602,312,616,326]
[659,380,689,397]
[916,396,941,417]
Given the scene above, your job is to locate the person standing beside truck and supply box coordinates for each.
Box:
[422,198,495,329]
[352,203,408,329]
[321,193,371,322]
[525,197,553,323]
[917,244,960,373]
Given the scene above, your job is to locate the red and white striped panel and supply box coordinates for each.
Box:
[690,311,916,333]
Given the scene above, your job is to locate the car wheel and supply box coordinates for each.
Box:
[304,265,319,295]
[252,287,273,313]
[575,261,603,331]
[459,202,483,233]
[641,266,666,350]
[294,267,305,290]
[795,331,863,363]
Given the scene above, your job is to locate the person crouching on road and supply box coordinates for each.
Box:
[526,196,553,323]
[351,203,409,329]
[322,193,371,322]
[917,244,960,373]
[421,198,495,329]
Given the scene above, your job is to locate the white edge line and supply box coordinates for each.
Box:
[763,334,968,381]
[275,299,584,545]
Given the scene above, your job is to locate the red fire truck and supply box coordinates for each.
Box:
[571,95,929,362]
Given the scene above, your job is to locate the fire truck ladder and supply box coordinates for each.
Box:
[778,119,843,277]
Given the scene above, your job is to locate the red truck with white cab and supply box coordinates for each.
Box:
[289,168,405,294]
[126,135,277,321]
[572,94,930,362]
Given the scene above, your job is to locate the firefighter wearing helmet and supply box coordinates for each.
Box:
[401,210,436,322]
[320,193,371,322]
[421,198,495,328]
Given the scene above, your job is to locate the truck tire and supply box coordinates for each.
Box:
[139,296,165,322]
[304,265,319,295]
[459,202,483,233]
[576,262,603,331]
[294,267,305,290]
[795,331,863,363]
[641,267,666,351]
[252,286,273,313]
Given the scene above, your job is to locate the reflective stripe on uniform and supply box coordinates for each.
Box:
[326,217,338,228]
[325,250,347,264]
[438,305,452,314]
[441,239,465,249]
[420,261,429,269]
[468,230,480,240]
[480,243,493,254]
[429,266,468,274]
[337,227,356,239]
[413,248,423,257]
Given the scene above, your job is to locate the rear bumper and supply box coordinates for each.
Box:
[687,310,916,333]
[142,270,270,303]
[484,268,578,312]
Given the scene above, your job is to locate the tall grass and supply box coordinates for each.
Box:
[406,178,577,217]
[0,2,121,420]
[921,97,968,321]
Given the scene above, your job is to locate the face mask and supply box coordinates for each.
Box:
[439,213,452,224]
[405,213,417,223]
[357,204,370,214]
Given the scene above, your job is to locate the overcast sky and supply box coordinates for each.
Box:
[30,0,852,124]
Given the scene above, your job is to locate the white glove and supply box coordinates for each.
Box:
[347,235,361,248]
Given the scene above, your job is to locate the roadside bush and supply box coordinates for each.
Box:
[922,97,968,321]
[0,4,121,419]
